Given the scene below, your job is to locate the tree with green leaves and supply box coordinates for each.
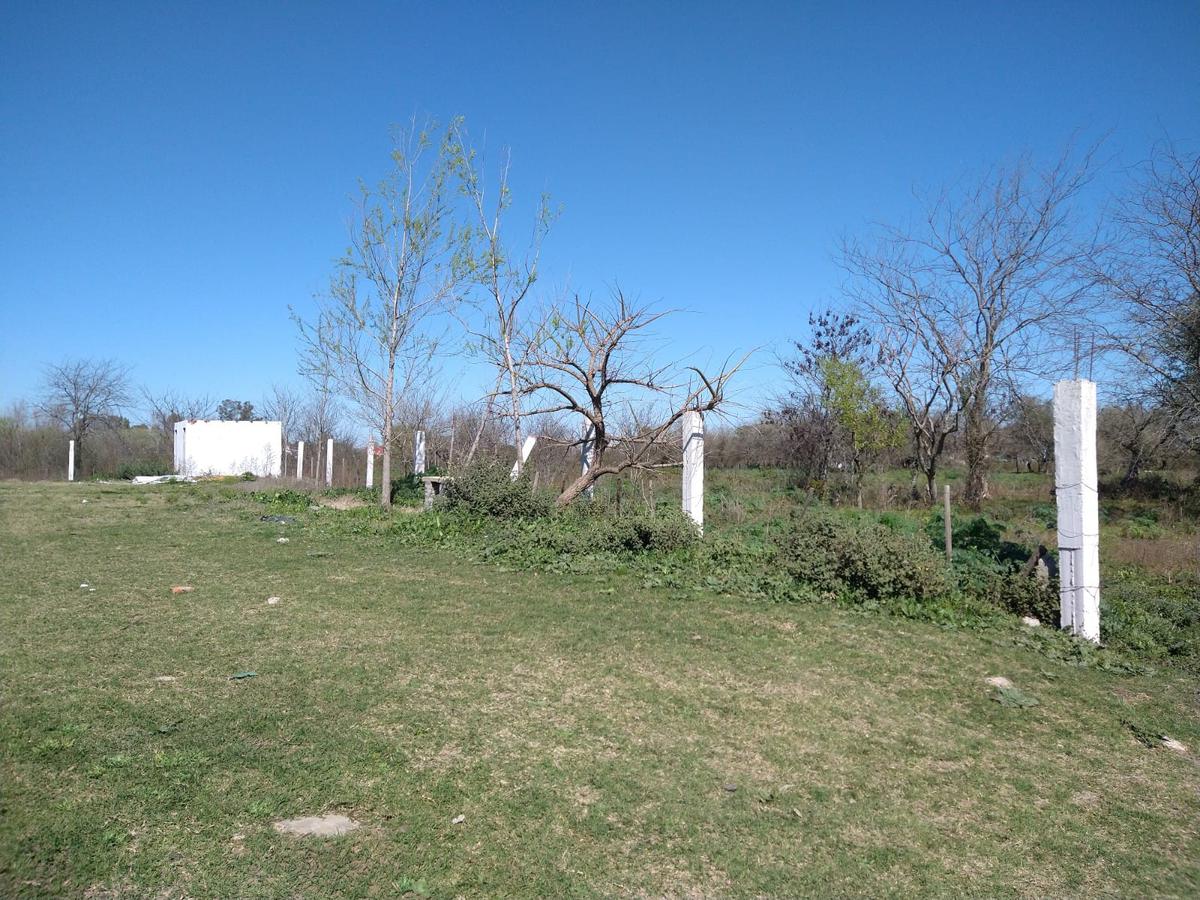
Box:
[295,119,469,508]
[820,357,905,506]
[216,399,255,421]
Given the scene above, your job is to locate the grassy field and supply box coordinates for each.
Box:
[2,481,1198,898]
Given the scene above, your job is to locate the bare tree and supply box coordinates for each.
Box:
[452,124,555,473]
[518,291,747,505]
[1098,401,1175,485]
[1001,389,1053,474]
[38,358,132,476]
[260,384,305,447]
[875,320,960,502]
[294,120,468,507]
[845,148,1098,507]
[1097,142,1200,448]
[142,388,213,458]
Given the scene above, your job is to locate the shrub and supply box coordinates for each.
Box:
[926,513,1027,566]
[390,474,425,505]
[100,460,173,480]
[440,459,552,519]
[775,508,952,604]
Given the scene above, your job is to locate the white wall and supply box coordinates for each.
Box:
[173,420,283,477]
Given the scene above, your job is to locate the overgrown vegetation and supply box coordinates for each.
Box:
[251,461,1199,675]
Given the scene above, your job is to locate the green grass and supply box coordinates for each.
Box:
[1,482,1198,897]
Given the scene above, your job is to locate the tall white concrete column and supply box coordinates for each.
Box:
[296,441,305,480]
[1054,380,1100,643]
[413,430,426,475]
[682,410,704,533]
[510,435,537,480]
[68,440,75,482]
[366,443,374,488]
[325,438,334,487]
[580,422,595,498]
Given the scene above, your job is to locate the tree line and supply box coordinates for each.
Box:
[2,126,1195,508]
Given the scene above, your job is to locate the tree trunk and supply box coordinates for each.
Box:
[963,406,989,510]
[380,421,393,509]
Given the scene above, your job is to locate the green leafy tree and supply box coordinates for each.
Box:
[294,119,469,508]
[820,357,905,506]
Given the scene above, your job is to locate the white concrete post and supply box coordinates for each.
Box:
[510,435,537,480]
[365,443,374,488]
[1054,380,1100,643]
[580,422,595,499]
[296,441,305,480]
[413,430,426,475]
[682,410,704,533]
[325,438,334,487]
[68,440,75,482]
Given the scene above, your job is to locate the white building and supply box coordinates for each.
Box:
[173,420,283,477]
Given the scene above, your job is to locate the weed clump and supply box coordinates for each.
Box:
[440,460,552,519]
[776,507,951,604]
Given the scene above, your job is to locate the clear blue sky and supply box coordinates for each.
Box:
[2,1,1197,424]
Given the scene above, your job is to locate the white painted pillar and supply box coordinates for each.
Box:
[580,422,595,498]
[296,441,305,480]
[1054,380,1100,643]
[365,443,374,488]
[413,430,426,475]
[682,410,704,533]
[68,440,75,482]
[325,438,334,487]
[510,435,537,480]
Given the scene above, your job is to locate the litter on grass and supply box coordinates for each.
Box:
[229,671,257,680]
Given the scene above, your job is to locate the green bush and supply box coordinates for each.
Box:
[390,474,425,505]
[440,460,552,519]
[776,508,952,604]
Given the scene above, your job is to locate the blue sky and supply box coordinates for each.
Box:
[2,1,1197,425]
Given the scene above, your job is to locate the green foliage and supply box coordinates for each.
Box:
[440,459,553,519]
[1102,572,1200,671]
[390,474,425,505]
[775,507,952,605]
[250,489,313,512]
[992,685,1040,708]
[98,460,173,480]
[819,357,905,464]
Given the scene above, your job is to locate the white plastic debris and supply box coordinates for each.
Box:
[81,499,89,503]
[80,583,89,589]
[451,814,465,825]
[267,597,281,606]
[276,537,290,544]
[1021,616,1040,627]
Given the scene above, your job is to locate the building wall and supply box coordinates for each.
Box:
[173,420,283,477]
